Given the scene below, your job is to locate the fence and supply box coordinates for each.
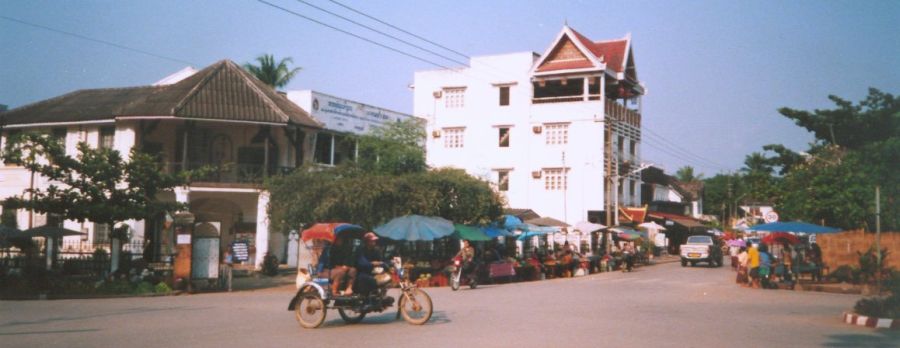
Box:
[2,239,172,278]
[816,230,900,270]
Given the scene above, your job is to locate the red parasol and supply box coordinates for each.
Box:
[301,223,364,242]
[762,232,801,245]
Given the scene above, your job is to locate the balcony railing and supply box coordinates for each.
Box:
[162,162,297,184]
[605,98,641,128]
[532,93,603,104]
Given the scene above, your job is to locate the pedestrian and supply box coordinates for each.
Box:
[808,243,823,282]
[223,247,234,292]
[758,244,773,289]
[781,244,793,282]
[736,247,749,285]
[748,243,760,288]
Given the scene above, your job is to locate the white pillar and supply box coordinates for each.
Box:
[254,191,270,269]
[287,230,299,267]
[114,123,136,160]
[174,187,190,204]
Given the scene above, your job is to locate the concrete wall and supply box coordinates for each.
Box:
[816,230,900,270]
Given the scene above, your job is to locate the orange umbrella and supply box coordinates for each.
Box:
[301,223,364,242]
[762,232,801,245]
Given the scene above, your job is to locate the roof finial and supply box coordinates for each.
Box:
[564,18,568,27]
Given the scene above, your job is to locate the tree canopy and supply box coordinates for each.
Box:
[1,132,187,236]
[675,166,703,182]
[243,54,301,89]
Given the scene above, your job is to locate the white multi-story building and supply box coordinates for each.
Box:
[413,26,645,226]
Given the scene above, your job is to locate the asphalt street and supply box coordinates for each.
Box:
[2,261,897,348]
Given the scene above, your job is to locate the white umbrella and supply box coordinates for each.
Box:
[638,222,666,231]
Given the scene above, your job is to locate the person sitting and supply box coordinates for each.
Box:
[325,238,356,296]
[758,244,773,289]
[354,232,383,299]
[623,242,636,272]
[454,239,477,283]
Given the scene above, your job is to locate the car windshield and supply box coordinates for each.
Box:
[687,235,712,244]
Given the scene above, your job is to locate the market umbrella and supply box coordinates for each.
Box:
[515,224,560,241]
[727,239,747,248]
[611,227,647,241]
[638,221,667,231]
[501,215,523,229]
[23,225,86,238]
[481,224,513,238]
[301,223,364,242]
[747,221,840,234]
[762,232,801,245]
[374,215,454,241]
[574,221,606,233]
[452,224,492,241]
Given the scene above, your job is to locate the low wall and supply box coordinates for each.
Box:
[816,230,900,270]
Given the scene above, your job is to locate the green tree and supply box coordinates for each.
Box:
[356,118,427,175]
[2,132,188,271]
[675,166,703,182]
[777,88,899,149]
[267,166,503,231]
[243,54,302,89]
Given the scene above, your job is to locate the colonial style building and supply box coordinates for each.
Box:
[413,25,645,226]
[0,60,417,272]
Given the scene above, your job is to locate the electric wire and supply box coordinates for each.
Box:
[0,15,196,66]
[255,0,454,70]
[294,0,469,67]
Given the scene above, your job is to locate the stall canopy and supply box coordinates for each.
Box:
[481,224,513,238]
[301,223,364,242]
[374,215,455,241]
[574,221,606,233]
[515,224,560,240]
[453,224,492,241]
[747,221,840,234]
[762,232,801,245]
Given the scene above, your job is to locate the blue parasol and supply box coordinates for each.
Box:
[515,223,560,240]
[746,221,841,234]
[481,224,513,238]
[373,215,455,241]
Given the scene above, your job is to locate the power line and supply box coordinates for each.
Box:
[260,1,732,173]
[326,0,470,60]
[255,0,454,70]
[294,0,469,67]
[0,15,195,66]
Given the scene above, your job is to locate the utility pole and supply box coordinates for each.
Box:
[605,116,613,255]
[876,186,881,293]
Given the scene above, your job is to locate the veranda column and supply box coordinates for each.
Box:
[254,190,270,269]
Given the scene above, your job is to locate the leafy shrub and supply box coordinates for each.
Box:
[154,282,172,293]
[854,271,900,319]
[857,246,890,284]
[133,281,154,294]
[829,265,857,283]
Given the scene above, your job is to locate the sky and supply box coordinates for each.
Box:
[1,0,898,176]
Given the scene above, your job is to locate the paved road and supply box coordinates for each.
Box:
[2,262,897,348]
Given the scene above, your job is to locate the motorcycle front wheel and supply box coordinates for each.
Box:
[296,295,327,329]
[399,288,433,325]
[338,307,366,324]
[450,272,460,291]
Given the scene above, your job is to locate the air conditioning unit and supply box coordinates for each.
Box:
[532,125,542,134]
[531,171,542,179]
[433,91,443,98]
[432,130,441,138]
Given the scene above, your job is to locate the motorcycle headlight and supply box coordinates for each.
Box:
[373,266,384,274]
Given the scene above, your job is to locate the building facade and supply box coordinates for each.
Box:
[413,26,645,226]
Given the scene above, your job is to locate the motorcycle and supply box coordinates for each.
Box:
[448,255,478,291]
[288,225,433,329]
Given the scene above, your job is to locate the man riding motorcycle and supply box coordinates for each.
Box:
[355,232,384,310]
[454,239,478,285]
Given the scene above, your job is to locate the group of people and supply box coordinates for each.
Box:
[735,242,823,289]
[315,232,384,298]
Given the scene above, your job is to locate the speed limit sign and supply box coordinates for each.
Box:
[764,211,779,223]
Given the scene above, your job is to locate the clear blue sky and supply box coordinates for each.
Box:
[2,0,898,175]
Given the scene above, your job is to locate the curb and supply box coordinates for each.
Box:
[843,311,900,330]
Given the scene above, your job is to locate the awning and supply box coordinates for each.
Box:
[453,224,492,241]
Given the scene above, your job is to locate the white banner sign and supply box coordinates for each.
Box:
[310,92,416,135]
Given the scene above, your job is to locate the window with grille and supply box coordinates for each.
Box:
[443,128,464,148]
[94,223,110,244]
[545,123,569,145]
[444,88,466,108]
[543,168,568,191]
[498,170,509,191]
[99,126,115,149]
[629,139,636,156]
[498,127,510,147]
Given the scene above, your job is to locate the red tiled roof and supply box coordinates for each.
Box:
[565,27,629,73]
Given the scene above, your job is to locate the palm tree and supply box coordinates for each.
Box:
[675,166,703,182]
[243,54,302,89]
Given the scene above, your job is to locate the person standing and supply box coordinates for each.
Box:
[809,243,823,282]
[223,247,234,292]
[781,244,794,282]
[736,247,749,285]
[748,244,760,288]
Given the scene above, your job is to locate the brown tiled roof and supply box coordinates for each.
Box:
[1,60,322,128]
[537,27,629,73]
[504,208,541,221]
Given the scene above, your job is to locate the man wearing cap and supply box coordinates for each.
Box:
[354,232,384,300]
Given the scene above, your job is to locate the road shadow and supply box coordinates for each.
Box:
[823,331,900,347]
[318,310,451,328]
[0,328,100,336]
[0,306,211,328]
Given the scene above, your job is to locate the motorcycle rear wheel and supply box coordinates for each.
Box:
[338,307,366,324]
[296,295,327,329]
[399,288,433,325]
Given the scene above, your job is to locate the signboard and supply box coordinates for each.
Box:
[764,211,780,223]
[308,92,417,135]
[231,241,250,262]
[177,234,191,244]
